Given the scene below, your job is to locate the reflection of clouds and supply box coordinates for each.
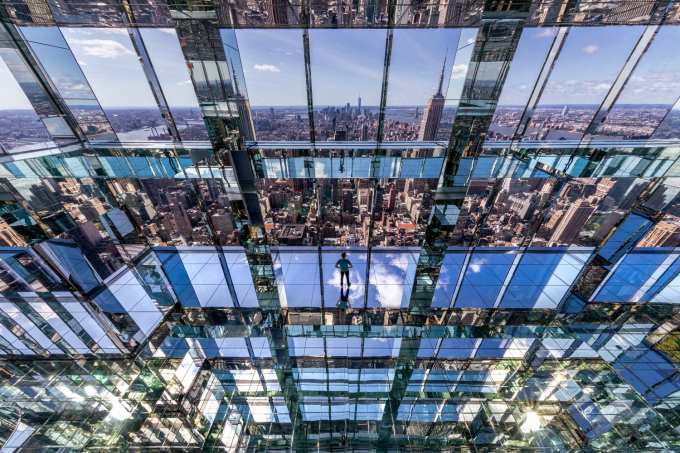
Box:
[450,63,467,79]
[468,264,481,273]
[373,263,407,308]
[254,64,280,72]
[70,39,135,59]
[540,78,615,103]
[325,268,364,306]
[532,28,556,39]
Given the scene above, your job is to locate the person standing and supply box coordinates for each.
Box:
[335,252,353,286]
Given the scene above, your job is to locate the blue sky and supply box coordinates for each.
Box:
[236,29,474,107]
[5,25,680,113]
[386,29,460,106]
[309,29,387,107]
[61,28,159,108]
[613,26,680,105]
[0,52,35,110]
[496,28,557,107]
[235,29,308,107]
[536,26,645,106]
[139,28,201,108]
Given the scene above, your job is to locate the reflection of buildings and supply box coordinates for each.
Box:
[638,219,680,247]
[0,219,27,246]
[474,179,555,247]
[232,61,256,141]
[257,177,434,247]
[548,199,596,246]
[417,55,447,141]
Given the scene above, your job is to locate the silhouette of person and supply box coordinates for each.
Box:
[335,252,353,286]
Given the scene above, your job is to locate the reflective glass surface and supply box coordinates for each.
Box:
[1,9,680,453]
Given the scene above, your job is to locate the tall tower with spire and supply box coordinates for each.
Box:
[417,54,447,141]
[230,59,256,142]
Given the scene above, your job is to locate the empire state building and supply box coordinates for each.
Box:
[417,55,447,141]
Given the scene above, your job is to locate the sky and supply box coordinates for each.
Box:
[385,29,460,106]
[235,28,476,108]
[0,51,35,110]
[4,25,679,113]
[60,28,159,108]
[235,29,308,107]
[309,29,387,107]
[612,26,680,106]
[536,26,645,106]
[139,28,202,109]
[496,28,557,107]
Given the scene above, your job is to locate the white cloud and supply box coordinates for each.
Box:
[533,29,555,39]
[77,61,87,66]
[450,63,468,79]
[71,39,136,59]
[254,64,280,72]
[581,44,599,54]
[178,80,193,85]
[158,29,177,36]
[468,264,481,273]
[467,37,475,45]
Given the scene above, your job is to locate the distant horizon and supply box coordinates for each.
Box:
[0,102,675,113]
[497,103,675,108]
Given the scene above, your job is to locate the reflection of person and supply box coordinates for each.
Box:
[336,286,350,323]
[335,252,353,286]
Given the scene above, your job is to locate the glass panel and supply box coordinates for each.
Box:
[524,26,644,142]
[309,29,385,141]
[454,251,515,308]
[235,30,310,141]
[318,178,371,246]
[487,28,557,141]
[449,178,495,247]
[0,55,53,152]
[479,178,559,247]
[384,29,460,142]
[595,27,680,141]
[574,177,650,247]
[436,28,477,141]
[532,177,609,247]
[108,178,213,247]
[21,27,118,142]
[637,179,680,248]
[61,28,166,143]
[372,178,437,246]
[0,48,57,117]
[501,251,589,309]
[139,28,210,142]
[257,178,316,246]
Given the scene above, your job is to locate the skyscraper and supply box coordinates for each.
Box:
[549,199,596,245]
[638,220,680,247]
[417,54,447,141]
[358,95,361,114]
[231,59,256,141]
